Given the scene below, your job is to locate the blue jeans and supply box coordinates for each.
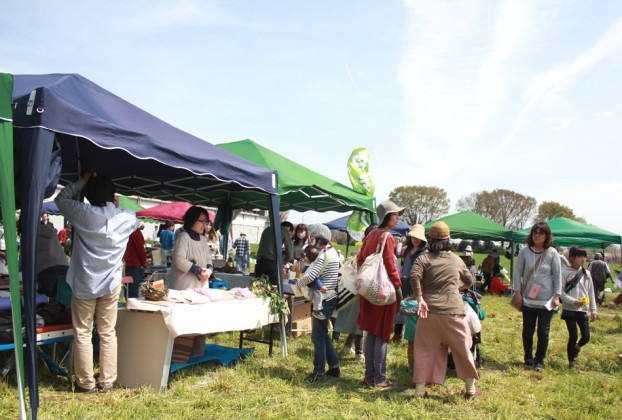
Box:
[311,298,339,374]
[125,266,145,298]
[522,305,555,364]
[235,255,248,273]
[364,332,388,384]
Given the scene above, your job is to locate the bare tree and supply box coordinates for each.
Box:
[455,189,536,230]
[389,185,450,225]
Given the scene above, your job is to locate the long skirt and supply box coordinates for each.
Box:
[413,313,479,385]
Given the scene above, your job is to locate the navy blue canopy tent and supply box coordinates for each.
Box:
[325,214,411,236]
[325,214,411,256]
[7,73,285,418]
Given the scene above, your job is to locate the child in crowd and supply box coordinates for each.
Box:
[561,246,597,368]
[302,246,327,320]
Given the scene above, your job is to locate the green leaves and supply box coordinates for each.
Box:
[251,275,290,316]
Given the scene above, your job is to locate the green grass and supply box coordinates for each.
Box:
[1,292,621,419]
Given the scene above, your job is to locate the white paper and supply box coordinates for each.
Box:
[544,296,555,311]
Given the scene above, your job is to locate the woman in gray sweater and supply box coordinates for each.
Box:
[513,222,562,372]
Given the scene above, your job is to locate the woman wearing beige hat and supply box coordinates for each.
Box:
[356,200,403,387]
[410,221,481,399]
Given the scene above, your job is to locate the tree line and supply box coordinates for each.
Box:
[388,186,586,230]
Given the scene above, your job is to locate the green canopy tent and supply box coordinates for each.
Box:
[513,217,622,252]
[424,211,516,279]
[0,74,27,419]
[424,211,514,241]
[217,139,376,214]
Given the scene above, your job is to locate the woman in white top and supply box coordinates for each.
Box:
[170,207,213,290]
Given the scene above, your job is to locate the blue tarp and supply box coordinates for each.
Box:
[9,73,283,417]
[326,214,411,237]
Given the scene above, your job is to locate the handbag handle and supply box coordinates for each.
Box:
[374,232,390,255]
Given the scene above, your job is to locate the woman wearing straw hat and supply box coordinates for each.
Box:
[357,200,404,388]
[410,221,481,399]
[396,224,428,370]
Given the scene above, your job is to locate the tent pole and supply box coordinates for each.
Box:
[268,194,288,357]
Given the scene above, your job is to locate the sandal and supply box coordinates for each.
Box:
[375,379,397,388]
[464,386,482,400]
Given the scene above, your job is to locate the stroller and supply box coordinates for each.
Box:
[448,288,485,368]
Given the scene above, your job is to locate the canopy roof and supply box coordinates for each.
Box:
[4,74,285,415]
[217,139,376,214]
[325,214,411,237]
[513,217,621,248]
[42,195,143,215]
[424,211,514,242]
[12,74,278,208]
[136,201,214,223]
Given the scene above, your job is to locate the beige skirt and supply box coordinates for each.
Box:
[413,313,479,384]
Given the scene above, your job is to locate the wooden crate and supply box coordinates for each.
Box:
[291,317,312,338]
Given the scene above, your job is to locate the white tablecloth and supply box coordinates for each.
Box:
[126,297,278,337]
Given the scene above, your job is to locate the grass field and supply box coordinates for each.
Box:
[1,251,621,419]
[1,297,622,418]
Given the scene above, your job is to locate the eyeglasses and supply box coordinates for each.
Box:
[196,219,210,225]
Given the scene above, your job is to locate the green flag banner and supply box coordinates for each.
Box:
[346,148,374,241]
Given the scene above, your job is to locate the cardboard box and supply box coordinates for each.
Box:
[291,317,312,338]
[291,300,312,322]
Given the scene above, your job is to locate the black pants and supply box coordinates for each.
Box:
[522,306,554,364]
[254,258,279,285]
[562,311,590,362]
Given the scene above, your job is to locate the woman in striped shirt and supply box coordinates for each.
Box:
[298,223,341,382]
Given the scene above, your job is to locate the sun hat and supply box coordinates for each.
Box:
[309,223,331,241]
[594,252,602,260]
[465,245,473,252]
[429,221,450,240]
[376,200,405,223]
[407,224,427,242]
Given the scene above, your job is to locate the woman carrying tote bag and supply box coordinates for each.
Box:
[356,200,403,388]
[513,222,562,372]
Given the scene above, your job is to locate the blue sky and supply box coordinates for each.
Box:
[2,1,622,236]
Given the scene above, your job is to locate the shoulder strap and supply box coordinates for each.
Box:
[520,248,550,292]
[564,268,585,293]
[374,232,389,254]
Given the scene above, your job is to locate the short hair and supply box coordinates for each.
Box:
[428,238,453,253]
[305,246,320,262]
[84,175,115,207]
[314,237,330,248]
[568,246,587,259]
[281,221,294,233]
[526,222,554,248]
[182,206,209,231]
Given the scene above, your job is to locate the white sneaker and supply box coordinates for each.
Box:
[355,354,365,363]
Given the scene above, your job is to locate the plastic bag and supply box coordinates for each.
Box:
[339,256,359,295]
[614,276,622,291]
[464,301,481,334]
